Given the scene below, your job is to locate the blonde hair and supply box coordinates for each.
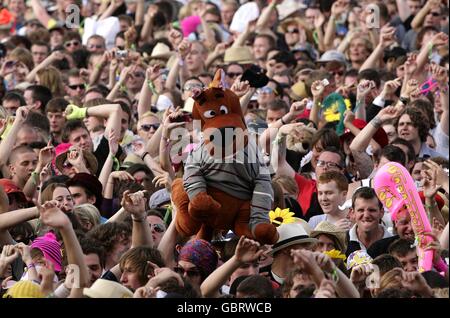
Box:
[73,203,101,230]
[373,268,403,297]
[138,111,161,125]
[178,0,203,20]
[272,176,299,197]
[37,66,65,97]
[8,47,34,71]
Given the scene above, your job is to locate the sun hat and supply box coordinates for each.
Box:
[268,222,317,256]
[317,50,347,66]
[310,221,348,252]
[223,46,255,65]
[149,188,171,209]
[290,81,308,101]
[2,281,44,298]
[148,42,175,60]
[30,232,62,272]
[276,0,307,21]
[83,279,133,298]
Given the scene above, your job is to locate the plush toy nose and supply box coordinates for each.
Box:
[208,127,236,147]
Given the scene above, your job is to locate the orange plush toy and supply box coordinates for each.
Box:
[171,69,279,244]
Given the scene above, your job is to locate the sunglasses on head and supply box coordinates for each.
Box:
[65,40,80,47]
[140,123,160,131]
[257,86,275,95]
[226,72,242,78]
[69,84,85,90]
[149,223,165,233]
[183,83,204,91]
[174,266,201,277]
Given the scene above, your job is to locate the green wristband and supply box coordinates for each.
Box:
[66,104,87,120]
[147,80,157,95]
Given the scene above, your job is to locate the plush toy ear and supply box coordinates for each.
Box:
[210,69,224,89]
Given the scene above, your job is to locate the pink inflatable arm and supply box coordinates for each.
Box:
[373,162,434,272]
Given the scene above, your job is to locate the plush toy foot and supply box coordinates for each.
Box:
[189,192,222,221]
[253,223,279,245]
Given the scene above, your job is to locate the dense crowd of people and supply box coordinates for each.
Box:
[0,0,448,299]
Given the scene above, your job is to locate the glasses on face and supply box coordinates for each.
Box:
[149,223,165,233]
[63,161,73,169]
[247,101,259,110]
[429,11,440,17]
[16,235,36,245]
[330,69,345,76]
[65,40,80,48]
[88,44,104,50]
[183,83,204,92]
[132,71,145,78]
[316,160,342,170]
[68,84,85,90]
[287,28,300,34]
[140,123,160,132]
[257,86,274,95]
[174,266,201,278]
[226,72,242,78]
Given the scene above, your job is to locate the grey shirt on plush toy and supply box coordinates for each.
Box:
[183,136,273,232]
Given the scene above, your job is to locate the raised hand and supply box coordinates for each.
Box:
[404,79,419,99]
[133,286,160,298]
[0,245,20,271]
[121,190,147,218]
[49,50,65,62]
[234,236,264,264]
[109,170,135,183]
[39,200,71,229]
[314,12,326,29]
[146,64,162,82]
[357,79,376,98]
[14,106,30,124]
[177,39,192,60]
[404,54,417,77]
[334,218,352,232]
[431,32,448,47]
[430,63,448,85]
[381,78,402,96]
[39,260,56,296]
[290,249,322,276]
[311,80,326,98]
[376,105,403,123]
[152,172,172,190]
[168,28,183,48]
[108,129,119,156]
[379,25,396,48]
[331,0,350,17]
[350,263,376,285]
[39,164,52,185]
[289,99,308,117]
[314,252,336,273]
[421,166,440,199]
[213,42,228,57]
[67,147,88,171]
[15,242,33,264]
[400,270,433,297]
[423,160,449,193]
[230,79,251,98]
[38,140,55,167]
[314,279,337,298]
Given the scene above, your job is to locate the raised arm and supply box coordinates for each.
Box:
[121,190,153,248]
[39,201,89,296]
[395,0,412,22]
[255,0,276,30]
[135,0,145,26]
[30,0,53,28]
[359,25,396,72]
[200,236,263,297]
[0,106,29,168]
[411,0,440,31]
[138,64,160,119]
[26,51,65,83]
[98,129,119,190]
[431,63,449,137]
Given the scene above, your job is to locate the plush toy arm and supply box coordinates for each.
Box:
[183,148,207,199]
[249,169,274,230]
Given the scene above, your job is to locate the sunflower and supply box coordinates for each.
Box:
[269,208,296,227]
[324,249,346,261]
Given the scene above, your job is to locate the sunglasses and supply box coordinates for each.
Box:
[69,84,85,90]
[257,87,274,95]
[430,12,440,17]
[149,223,165,233]
[183,83,204,91]
[88,44,104,49]
[65,41,80,47]
[247,101,259,110]
[329,69,345,76]
[140,123,160,131]
[174,266,201,278]
[132,71,145,78]
[226,72,242,78]
[287,29,300,34]
[17,235,36,245]
[63,161,73,169]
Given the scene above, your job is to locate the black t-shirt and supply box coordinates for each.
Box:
[93,136,124,176]
[367,235,400,259]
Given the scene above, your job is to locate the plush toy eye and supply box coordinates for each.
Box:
[203,110,216,118]
[219,105,228,115]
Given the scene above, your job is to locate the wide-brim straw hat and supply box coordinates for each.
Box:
[148,42,175,60]
[83,279,133,298]
[223,46,255,65]
[310,221,348,252]
[268,222,317,256]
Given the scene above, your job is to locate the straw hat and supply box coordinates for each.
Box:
[276,0,307,21]
[120,153,144,170]
[223,46,255,65]
[83,279,133,298]
[268,222,317,256]
[290,81,308,101]
[2,281,44,298]
[310,221,348,252]
[55,147,98,176]
[148,42,174,60]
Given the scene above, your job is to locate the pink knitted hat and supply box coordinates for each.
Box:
[30,232,62,272]
[181,15,201,37]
